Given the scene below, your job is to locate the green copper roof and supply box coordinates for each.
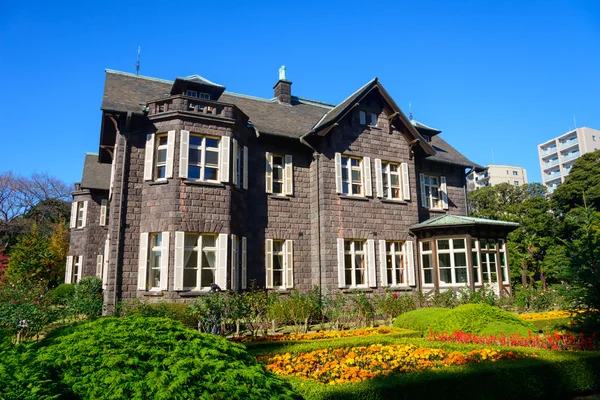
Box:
[410,215,520,231]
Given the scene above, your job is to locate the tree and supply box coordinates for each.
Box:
[6,225,59,286]
[552,150,600,215]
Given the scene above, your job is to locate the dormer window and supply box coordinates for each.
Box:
[422,134,430,142]
[186,90,210,100]
[359,111,378,127]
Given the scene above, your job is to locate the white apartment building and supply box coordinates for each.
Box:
[538,127,600,194]
[467,165,528,191]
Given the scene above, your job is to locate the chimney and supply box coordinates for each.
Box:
[273,65,292,104]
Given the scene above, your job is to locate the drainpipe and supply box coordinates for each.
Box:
[464,167,474,215]
[299,136,322,298]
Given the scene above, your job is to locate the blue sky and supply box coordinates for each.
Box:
[1,0,599,186]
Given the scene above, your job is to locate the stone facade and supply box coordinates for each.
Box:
[69,70,491,308]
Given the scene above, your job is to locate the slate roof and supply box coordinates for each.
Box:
[410,215,520,231]
[80,153,112,190]
[100,69,479,168]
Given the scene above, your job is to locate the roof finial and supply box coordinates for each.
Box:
[409,102,413,120]
[279,65,286,81]
[135,46,141,75]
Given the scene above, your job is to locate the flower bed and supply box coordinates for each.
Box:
[428,329,598,351]
[259,343,534,384]
[232,327,406,343]
[518,310,575,321]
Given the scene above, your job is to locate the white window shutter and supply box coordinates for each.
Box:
[65,256,73,284]
[217,233,228,289]
[165,130,175,178]
[102,235,110,290]
[406,241,416,286]
[179,130,189,178]
[241,237,247,289]
[232,139,239,186]
[220,136,231,183]
[441,176,449,210]
[379,240,388,287]
[265,152,273,194]
[70,202,77,228]
[359,111,366,125]
[137,232,149,291]
[100,199,107,226]
[77,256,83,283]
[363,157,372,197]
[284,155,293,195]
[265,239,273,288]
[420,173,427,208]
[285,240,294,289]
[144,134,155,181]
[243,146,248,190]
[96,255,103,278]
[375,159,383,198]
[367,239,377,288]
[159,232,169,290]
[337,238,345,288]
[401,162,410,201]
[334,153,342,194]
[174,231,184,291]
[81,201,88,228]
[231,234,238,290]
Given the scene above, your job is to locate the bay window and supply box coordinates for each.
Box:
[437,238,468,285]
[421,241,434,286]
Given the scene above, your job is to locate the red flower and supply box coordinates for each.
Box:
[393,293,398,299]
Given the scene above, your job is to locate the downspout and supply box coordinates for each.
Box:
[464,167,473,216]
[299,136,322,298]
[113,112,132,309]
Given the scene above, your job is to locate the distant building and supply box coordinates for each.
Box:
[538,127,600,194]
[467,165,528,191]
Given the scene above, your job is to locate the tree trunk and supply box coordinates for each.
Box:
[271,319,276,335]
[236,321,240,337]
[521,262,528,287]
[304,317,309,333]
[540,271,547,290]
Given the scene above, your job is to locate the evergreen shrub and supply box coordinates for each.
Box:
[393,308,450,334]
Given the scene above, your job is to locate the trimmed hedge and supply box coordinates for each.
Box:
[393,308,450,334]
[431,304,535,336]
[0,317,296,400]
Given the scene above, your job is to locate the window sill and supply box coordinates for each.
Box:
[338,194,370,201]
[149,180,169,186]
[178,290,212,297]
[380,198,407,205]
[183,180,225,188]
[425,207,447,213]
[71,227,85,231]
[269,194,291,201]
[341,287,373,293]
[387,285,414,291]
[140,290,164,296]
[267,288,294,293]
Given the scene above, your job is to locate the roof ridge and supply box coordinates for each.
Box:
[293,96,335,109]
[105,69,173,84]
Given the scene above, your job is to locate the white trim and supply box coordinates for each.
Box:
[285,240,294,288]
[166,130,175,178]
[144,134,155,181]
[336,238,345,288]
[160,231,169,290]
[265,152,273,194]
[219,136,231,183]
[232,139,239,186]
[375,159,383,198]
[137,233,149,290]
[367,239,376,287]
[363,157,372,197]
[231,234,238,290]
[81,201,88,228]
[379,240,387,287]
[265,239,273,288]
[241,237,247,289]
[406,241,416,286]
[179,130,189,178]
[420,173,427,207]
[99,199,107,226]
[76,256,83,283]
[441,176,448,210]
[401,162,410,201]
[217,233,228,289]
[102,235,109,290]
[70,202,77,228]
[96,254,103,279]
[173,231,184,291]
[243,146,248,190]
[334,152,342,193]
[65,256,73,284]
[284,155,293,195]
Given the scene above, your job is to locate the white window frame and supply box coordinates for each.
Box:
[341,155,363,196]
[265,153,293,195]
[272,154,285,195]
[382,162,402,200]
[72,255,82,283]
[154,134,168,181]
[471,238,481,285]
[436,238,469,287]
[420,241,434,287]
[265,239,293,289]
[183,233,218,291]
[422,174,442,209]
[75,201,86,228]
[187,135,220,182]
[385,241,406,286]
[344,240,368,288]
[148,233,163,290]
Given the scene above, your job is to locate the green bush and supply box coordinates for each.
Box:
[47,283,75,306]
[349,292,375,328]
[513,284,567,313]
[322,293,353,331]
[119,299,196,329]
[69,277,103,318]
[374,291,416,325]
[431,304,535,336]
[268,288,321,334]
[1,317,296,400]
[456,285,498,307]
[393,308,450,334]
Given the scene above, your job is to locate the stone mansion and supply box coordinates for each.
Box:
[67,67,518,308]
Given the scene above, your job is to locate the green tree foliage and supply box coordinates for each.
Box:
[69,277,103,319]
[551,150,600,215]
[468,183,557,286]
[8,317,295,400]
[6,224,57,285]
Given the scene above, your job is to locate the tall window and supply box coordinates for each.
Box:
[266,239,293,289]
[148,233,163,289]
[183,234,218,290]
[272,155,284,194]
[342,156,363,196]
[386,241,405,286]
[480,239,498,284]
[76,202,85,228]
[154,135,168,180]
[72,256,81,283]
[345,240,367,287]
[236,145,244,188]
[471,239,481,284]
[437,238,468,285]
[188,135,219,181]
[423,175,442,209]
[499,239,509,284]
[421,241,433,285]
[382,162,402,200]
[272,240,285,287]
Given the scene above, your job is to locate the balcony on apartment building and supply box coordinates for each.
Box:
[540,145,558,157]
[542,158,559,170]
[558,137,579,151]
[543,171,562,182]
[561,151,580,163]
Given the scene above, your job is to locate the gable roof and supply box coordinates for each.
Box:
[100,69,479,167]
[80,153,111,190]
